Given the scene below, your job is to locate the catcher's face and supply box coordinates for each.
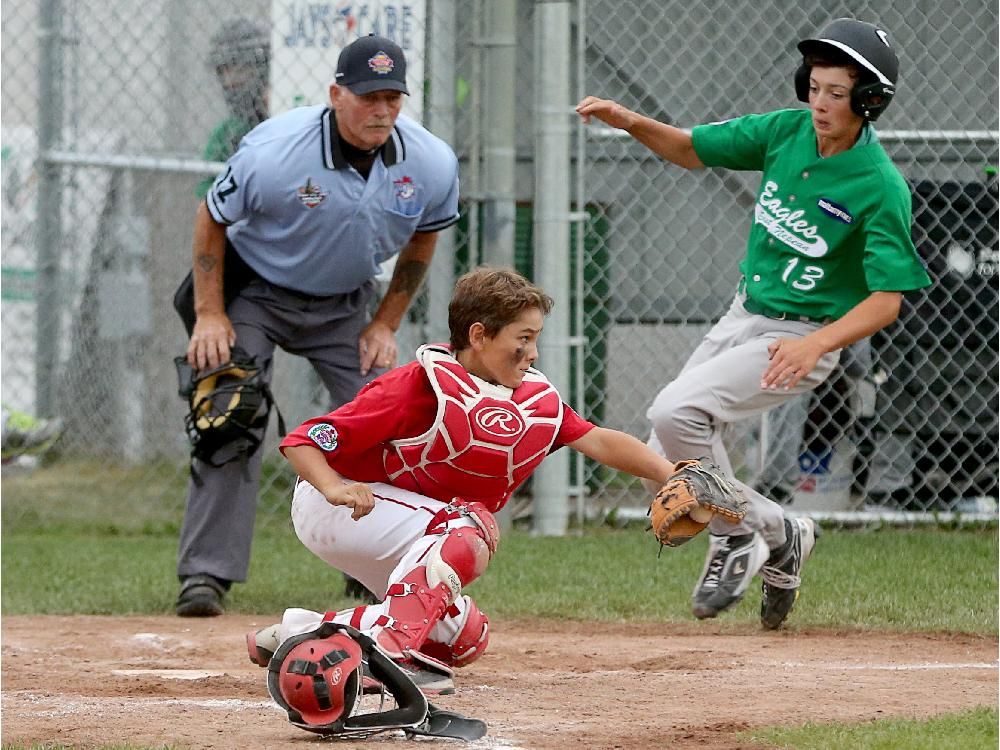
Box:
[464,307,544,389]
[808,65,864,150]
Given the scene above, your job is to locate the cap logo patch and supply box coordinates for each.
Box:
[297,178,328,209]
[393,176,415,200]
[307,423,339,451]
[875,29,890,47]
[368,51,395,75]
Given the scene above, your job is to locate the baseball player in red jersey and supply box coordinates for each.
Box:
[248,267,679,713]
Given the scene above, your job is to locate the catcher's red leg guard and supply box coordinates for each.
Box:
[375,512,497,659]
[420,595,490,668]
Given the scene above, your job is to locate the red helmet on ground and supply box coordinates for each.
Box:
[270,630,362,731]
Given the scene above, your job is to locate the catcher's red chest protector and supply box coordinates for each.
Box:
[383,345,563,511]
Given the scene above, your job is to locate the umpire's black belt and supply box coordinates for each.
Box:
[268,281,359,302]
[742,296,834,325]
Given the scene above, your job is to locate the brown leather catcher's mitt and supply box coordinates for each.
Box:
[649,459,748,547]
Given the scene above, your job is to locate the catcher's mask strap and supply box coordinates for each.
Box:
[267,622,428,734]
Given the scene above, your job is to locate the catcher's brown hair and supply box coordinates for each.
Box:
[449,267,554,351]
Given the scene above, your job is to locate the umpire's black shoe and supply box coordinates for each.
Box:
[760,518,819,630]
[176,574,228,617]
[692,532,769,619]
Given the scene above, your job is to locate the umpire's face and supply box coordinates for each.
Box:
[330,85,404,151]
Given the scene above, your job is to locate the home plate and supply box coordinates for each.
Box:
[112,669,227,680]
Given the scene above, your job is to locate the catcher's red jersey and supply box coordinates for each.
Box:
[383,345,563,509]
[280,345,594,512]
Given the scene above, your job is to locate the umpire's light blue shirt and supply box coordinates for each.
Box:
[205,106,460,295]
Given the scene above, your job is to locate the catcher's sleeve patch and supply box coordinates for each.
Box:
[307,423,339,451]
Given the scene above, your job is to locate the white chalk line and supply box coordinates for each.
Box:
[779,661,998,671]
[3,691,525,748]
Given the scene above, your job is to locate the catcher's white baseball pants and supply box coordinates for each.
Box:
[645,291,841,549]
[285,478,478,645]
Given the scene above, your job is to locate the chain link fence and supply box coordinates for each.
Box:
[2,0,997,533]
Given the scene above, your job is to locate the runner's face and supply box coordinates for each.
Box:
[808,66,864,141]
[476,308,544,389]
[330,86,404,150]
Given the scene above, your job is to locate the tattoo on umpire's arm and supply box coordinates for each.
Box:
[197,254,218,273]
[389,260,428,297]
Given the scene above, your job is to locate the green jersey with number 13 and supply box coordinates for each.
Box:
[692,108,931,320]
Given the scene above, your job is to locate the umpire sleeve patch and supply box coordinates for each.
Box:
[307,423,339,451]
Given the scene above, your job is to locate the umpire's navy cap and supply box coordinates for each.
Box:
[335,34,409,95]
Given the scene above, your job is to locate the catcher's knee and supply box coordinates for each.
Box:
[424,523,493,601]
[420,595,490,667]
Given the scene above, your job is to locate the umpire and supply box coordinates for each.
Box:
[175,34,460,616]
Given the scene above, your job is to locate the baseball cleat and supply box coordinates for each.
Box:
[362,656,456,696]
[760,517,819,630]
[692,532,769,619]
[247,625,281,667]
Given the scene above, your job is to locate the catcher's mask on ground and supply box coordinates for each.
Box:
[273,630,363,728]
[266,622,429,736]
[794,17,898,121]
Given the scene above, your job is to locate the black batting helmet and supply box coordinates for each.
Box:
[794,18,899,121]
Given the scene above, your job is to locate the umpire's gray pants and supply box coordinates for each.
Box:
[177,278,379,583]
[645,292,840,550]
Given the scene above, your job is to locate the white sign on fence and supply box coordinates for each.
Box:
[269,0,426,119]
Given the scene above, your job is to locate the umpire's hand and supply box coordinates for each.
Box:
[359,319,398,376]
[188,311,237,370]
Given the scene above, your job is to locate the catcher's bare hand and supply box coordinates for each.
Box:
[762,337,825,391]
[188,312,236,371]
[575,96,638,130]
[324,482,376,520]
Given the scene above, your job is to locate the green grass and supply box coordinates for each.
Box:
[3,524,997,634]
[2,498,996,750]
[743,705,999,749]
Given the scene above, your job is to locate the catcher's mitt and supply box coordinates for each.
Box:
[649,458,748,547]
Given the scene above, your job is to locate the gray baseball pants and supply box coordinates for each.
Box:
[645,292,841,550]
[177,278,378,583]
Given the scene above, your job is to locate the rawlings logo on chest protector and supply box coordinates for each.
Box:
[383,345,563,511]
[473,405,525,439]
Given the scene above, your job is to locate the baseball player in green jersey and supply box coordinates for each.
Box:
[577,18,931,629]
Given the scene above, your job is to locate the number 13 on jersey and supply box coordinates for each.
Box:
[782,258,824,290]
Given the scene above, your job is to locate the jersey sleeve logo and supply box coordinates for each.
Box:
[297,177,329,208]
[307,423,339,451]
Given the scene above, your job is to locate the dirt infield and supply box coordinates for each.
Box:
[2,615,996,749]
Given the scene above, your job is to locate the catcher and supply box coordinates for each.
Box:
[246,267,741,736]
